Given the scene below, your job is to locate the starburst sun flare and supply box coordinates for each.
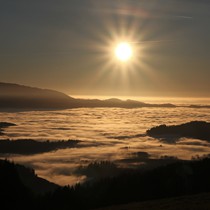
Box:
[115,42,133,62]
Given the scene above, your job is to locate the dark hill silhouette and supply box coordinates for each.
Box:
[95,193,210,210]
[74,161,121,181]
[147,121,210,142]
[13,161,59,195]
[0,159,31,208]
[41,156,210,209]
[0,82,74,110]
[0,82,176,110]
[2,157,210,209]
[0,159,58,195]
[188,104,210,109]
[0,122,16,135]
[0,159,59,209]
[0,139,80,155]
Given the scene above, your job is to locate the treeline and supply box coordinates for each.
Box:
[1,157,210,209]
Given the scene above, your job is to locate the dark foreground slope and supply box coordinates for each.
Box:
[0,82,176,110]
[96,193,210,210]
[0,159,59,209]
[2,157,210,210]
[0,159,58,195]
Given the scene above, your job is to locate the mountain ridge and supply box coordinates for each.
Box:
[0,82,176,110]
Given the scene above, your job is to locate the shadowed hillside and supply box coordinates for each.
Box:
[0,159,59,209]
[36,156,210,209]
[14,161,59,195]
[0,82,74,110]
[2,157,210,209]
[95,193,210,210]
[0,82,176,110]
[0,159,59,195]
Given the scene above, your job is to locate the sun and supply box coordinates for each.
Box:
[115,42,133,62]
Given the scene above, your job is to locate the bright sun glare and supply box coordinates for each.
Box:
[115,42,133,62]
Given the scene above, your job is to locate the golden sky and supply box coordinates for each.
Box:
[1,0,210,97]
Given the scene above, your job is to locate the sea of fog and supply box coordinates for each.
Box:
[1,98,210,185]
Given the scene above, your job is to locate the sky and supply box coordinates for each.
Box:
[0,0,210,97]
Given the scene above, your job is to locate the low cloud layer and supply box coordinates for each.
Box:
[1,107,210,185]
